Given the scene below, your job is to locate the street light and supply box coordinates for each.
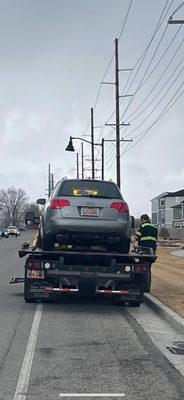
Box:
[65,137,75,152]
[65,136,132,181]
[65,136,103,179]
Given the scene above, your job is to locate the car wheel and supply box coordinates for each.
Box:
[24,274,36,303]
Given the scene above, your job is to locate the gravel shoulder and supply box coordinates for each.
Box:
[151,247,184,318]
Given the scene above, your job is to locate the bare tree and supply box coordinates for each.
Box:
[0,187,28,226]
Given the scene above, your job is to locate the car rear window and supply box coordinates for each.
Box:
[57,180,121,199]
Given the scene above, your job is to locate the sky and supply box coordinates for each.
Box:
[0,0,184,217]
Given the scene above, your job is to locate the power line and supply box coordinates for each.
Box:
[82,0,135,136]
[121,0,174,103]
[118,0,134,40]
[170,1,184,18]
[124,61,184,138]
[123,27,184,124]
[121,79,184,154]
[123,49,184,134]
[120,23,169,122]
[102,0,173,126]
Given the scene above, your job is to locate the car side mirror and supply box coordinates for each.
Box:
[25,211,40,226]
[131,216,135,229]
[36,198,46,205]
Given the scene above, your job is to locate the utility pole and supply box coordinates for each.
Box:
[48,163,51,197]
[76,153,79,179]
[101,138,104,180]
[115,38,121,189]
[51,173,54,190]
[104,38,132,189]
[81,142,84,179]
[91,107,95,179]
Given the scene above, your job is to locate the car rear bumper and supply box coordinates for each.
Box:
[44,218,131,243]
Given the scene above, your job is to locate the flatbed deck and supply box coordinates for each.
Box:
[19,245,157,263]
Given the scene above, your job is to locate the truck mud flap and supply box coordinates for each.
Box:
[24,280,52,302]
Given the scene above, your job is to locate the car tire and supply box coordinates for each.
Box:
[24,275,36,303]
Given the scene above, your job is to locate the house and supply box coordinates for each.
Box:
[151,189,184,230]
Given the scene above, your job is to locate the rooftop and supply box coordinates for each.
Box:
[152,189,184,200]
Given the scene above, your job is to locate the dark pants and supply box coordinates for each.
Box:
[139,245,156,293]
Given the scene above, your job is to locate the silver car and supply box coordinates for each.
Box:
[37,179,131,253]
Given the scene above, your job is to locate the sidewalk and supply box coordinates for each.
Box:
[151,247,184,318]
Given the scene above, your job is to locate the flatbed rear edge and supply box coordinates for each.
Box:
[16,243,156,306]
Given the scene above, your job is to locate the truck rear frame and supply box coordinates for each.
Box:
[15,245,156,307]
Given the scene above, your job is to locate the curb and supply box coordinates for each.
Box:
[144,293,184,335]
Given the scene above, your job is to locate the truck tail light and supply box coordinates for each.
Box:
[135,265,142,273]
[110,202,129,213]
[50,199,71,209]
[27,261,42,270]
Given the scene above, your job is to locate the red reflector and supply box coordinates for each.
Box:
[27,261,41,270]
[121,290,129,295]
[135,265,142,273]
[50,199,71,209]
[62,288,71,293]
[110,202,129,213]
[34,262,42,270]
[27,261,33,268]
[45,287,53,292]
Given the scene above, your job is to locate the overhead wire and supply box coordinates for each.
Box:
[121,78,184,155]
[104,0,173,127]
[124,60,184,138]
[102,0,176,167]
[82,0,134,137]
[123,26,183,124]
[123,47,184,137]
[169,1,184,18]
[119,0,175,123]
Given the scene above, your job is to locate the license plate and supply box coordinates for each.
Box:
[81,207,99,217]
[27,270,45,279]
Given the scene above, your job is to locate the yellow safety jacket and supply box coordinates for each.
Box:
[135,222,158,251]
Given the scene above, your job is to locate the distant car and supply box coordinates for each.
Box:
[37,179,131,253]
[7,226,20,237]
[0,228,9,238]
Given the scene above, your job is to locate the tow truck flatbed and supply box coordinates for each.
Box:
[9,242,157,306]
[18,245,157,263]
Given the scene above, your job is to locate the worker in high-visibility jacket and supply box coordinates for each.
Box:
[135,214,158,253]
[134,214,158,292]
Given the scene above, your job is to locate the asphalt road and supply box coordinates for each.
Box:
[0,232,184,400]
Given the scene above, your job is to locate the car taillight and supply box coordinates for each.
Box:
[110,202,129,213]
[27,261,42,270]
[50,199,71,209]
